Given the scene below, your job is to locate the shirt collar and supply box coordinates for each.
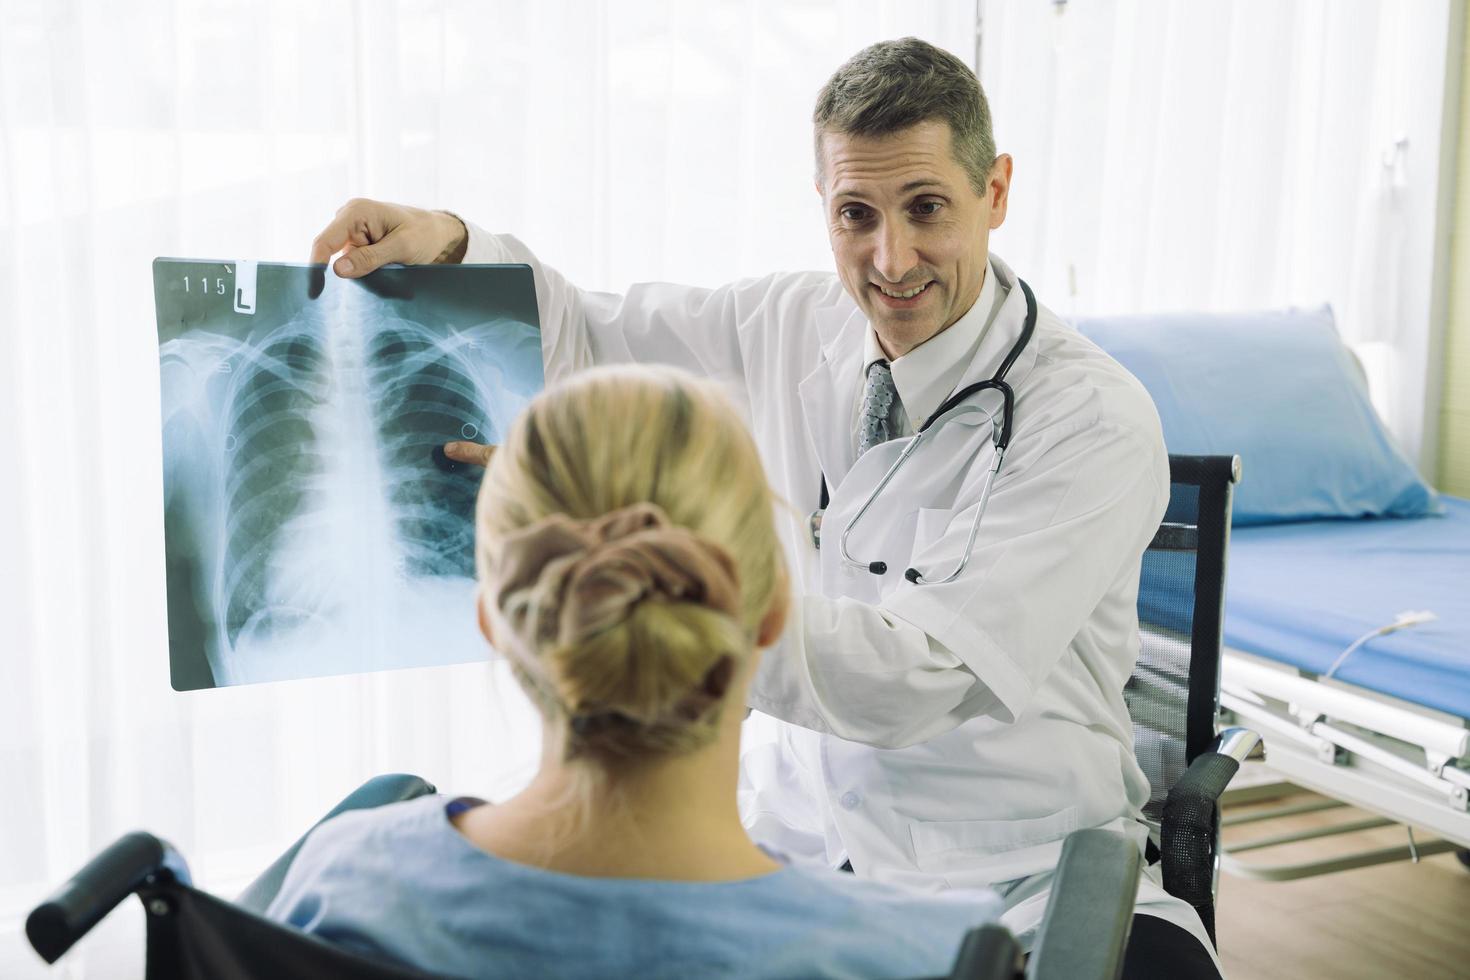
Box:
[863,258,1006,431]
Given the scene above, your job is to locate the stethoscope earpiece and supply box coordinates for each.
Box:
[904,568,921,583]
[869,561,887,575]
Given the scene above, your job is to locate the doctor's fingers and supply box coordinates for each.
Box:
[311,198,394,262]
[310,199,420,277]
[443,441,496,468]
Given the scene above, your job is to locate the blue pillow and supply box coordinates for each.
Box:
[1075,305,1441,525]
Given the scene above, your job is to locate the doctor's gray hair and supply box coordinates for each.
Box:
[813,37,996,196]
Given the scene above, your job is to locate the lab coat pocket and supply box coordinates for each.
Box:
[909,507,954,563]
[909,806,1079,867]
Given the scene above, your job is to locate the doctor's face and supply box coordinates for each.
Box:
[818,120,1011,359]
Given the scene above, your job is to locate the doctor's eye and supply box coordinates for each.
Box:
[839,205,872,223]
[911,200,944,218]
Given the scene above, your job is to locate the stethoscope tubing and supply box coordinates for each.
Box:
[912,444,1004,586]
[838,429,929,577]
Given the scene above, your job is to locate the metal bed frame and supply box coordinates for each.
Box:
[1218,648,1470,880]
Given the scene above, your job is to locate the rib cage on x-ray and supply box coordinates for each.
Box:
[155,261,541,689]
[218,299,487,659]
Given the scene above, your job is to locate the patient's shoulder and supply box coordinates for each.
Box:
[300,793,452,850]
[269,795,459,907]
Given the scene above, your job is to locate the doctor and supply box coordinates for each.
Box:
[312,38,1220,977]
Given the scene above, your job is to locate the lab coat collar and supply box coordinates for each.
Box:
[943,253,1040,416]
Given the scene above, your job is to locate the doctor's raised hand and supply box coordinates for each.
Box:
[312,198,492,466]
[309,198,469,277]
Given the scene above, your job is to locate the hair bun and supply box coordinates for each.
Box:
[489,503,742,658]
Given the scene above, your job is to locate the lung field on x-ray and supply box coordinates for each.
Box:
[368,324,485,577]
[220,326,330,653]
[156,261,541,690]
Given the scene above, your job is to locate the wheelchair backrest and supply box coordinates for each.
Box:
[1127,454,1239,832]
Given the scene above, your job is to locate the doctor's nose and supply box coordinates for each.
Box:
[871,221,919,286]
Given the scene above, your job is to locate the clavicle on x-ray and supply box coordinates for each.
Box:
[153,260,542,690]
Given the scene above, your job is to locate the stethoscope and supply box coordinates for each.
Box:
[814,278,1037,587]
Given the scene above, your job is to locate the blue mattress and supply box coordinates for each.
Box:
[1223,496,1470,718]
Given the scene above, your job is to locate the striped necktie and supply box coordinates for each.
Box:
[858,360,901,458]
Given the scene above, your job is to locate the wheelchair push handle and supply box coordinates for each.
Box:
[26,830,187,964]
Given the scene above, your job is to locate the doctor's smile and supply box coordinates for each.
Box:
[872,279,934,305]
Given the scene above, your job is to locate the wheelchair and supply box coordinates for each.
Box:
[27,773,1143,980]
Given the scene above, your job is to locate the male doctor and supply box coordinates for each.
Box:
[312,38,1221,978]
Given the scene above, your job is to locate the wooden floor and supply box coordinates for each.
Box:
[1216,789,1470,979]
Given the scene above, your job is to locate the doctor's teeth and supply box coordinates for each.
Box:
[880,282,928,299]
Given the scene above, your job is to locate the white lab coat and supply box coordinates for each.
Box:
[462,226,1219,964]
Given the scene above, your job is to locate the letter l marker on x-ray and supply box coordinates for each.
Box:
[233,260,258,315]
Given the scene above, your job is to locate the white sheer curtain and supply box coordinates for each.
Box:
[4,1,1454,974]
[980,0,1455,472]
[0,2,973,975]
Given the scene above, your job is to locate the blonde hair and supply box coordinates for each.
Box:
[476,365,784,765]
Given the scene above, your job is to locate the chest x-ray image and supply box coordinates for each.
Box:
[154,259,542,691]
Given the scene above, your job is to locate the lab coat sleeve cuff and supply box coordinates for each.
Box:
[459,220,517,264]
[447,222,595,381]
[883,587,1031,723]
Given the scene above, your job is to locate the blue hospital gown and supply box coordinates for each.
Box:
[266,795,1003,979]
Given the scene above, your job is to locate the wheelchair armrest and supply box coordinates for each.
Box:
[1158,727,1260,944]
[1165,727,1261,822]
[235,773,436,915]
[947,922,1025,980]
[26,831,189,964]
[1026,829,1141,980]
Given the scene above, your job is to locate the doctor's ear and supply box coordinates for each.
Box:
[986,154,1014,229]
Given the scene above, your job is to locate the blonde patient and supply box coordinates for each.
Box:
[464,363,789,881]
[268,365,1000,978]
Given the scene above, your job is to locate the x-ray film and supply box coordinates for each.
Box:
[154,259,542,690]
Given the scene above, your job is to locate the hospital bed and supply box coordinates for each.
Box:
[1217,502,1470,878]
[1076,304,1470,882]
